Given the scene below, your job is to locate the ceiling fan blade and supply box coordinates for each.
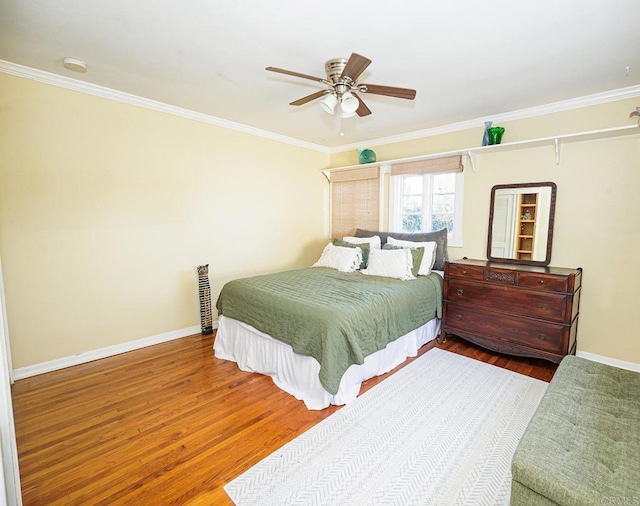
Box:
[340,53,372,82]
[360,83,416,100]
[290,90,327,106]
[266,66,326,83]
[353,93,372,117]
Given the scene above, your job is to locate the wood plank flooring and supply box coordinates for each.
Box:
[11,331,556,505]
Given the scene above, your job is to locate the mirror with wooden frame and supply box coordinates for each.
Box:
[487,182,557,266]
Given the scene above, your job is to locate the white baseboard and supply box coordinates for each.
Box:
[12,322,217,380]
[575,350,640,373]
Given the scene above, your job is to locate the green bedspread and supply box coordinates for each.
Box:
[216,267,443,395]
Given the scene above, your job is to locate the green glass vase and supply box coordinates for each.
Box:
[487,126,505,145]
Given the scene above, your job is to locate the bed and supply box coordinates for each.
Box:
[214,229,448,410]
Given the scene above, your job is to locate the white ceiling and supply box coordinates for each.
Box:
[1,0,639,149]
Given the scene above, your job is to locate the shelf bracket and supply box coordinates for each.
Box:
[467,151,477,172]
[554,138,561,165]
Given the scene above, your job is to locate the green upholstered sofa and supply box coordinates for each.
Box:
[511,355,640,505]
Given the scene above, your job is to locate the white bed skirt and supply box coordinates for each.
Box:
[214,315,441,410]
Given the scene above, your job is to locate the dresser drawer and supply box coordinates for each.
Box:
[447,279,570,323]
[447,263,484,281]
[444,303,566,354]
[518,272,569,293]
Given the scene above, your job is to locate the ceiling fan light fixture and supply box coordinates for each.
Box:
[267,53,416,119]
[319,93,338,114]
[340,91,359,114]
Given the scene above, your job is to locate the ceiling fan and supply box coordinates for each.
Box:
[266,53,416,118]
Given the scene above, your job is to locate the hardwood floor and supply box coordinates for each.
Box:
[11,331,557,505]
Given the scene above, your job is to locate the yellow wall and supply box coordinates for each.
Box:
[2,70,639,370]
[331,98,640,365]
[0,73,329,368]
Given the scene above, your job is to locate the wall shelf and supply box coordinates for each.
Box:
[323,124,640,177]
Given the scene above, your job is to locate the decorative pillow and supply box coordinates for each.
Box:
[312,243,362,273]
[333,239,370,269]
[382,244,425,277]
[387,237,437,276]
[361,248,415,281]
[342,235,382,250]
[354,228,448,271]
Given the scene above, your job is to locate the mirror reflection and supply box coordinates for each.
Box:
[487,182,557,266]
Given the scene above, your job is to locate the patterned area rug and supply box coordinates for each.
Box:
[224,348,548,506]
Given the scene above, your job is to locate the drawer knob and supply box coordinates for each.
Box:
[455,314,462,321]
[539,279,545,285]
[540,303,548,310]
[537,333,547,341]
[457,289,464,296]
[462,270,468,275]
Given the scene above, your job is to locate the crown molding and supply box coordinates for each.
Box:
[330,84,640,153]
[0,59,330,153]
[3,59,638,155]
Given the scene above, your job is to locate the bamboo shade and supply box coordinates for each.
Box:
[390,155,463,176]
[329,166,380,239]
[329,166,380,183]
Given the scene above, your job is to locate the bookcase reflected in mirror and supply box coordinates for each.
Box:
[487,182,557,267]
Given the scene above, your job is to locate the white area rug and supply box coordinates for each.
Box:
[224,348,548,506]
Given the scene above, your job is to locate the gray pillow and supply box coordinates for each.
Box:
[354,228,448,271]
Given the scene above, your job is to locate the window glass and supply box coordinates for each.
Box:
[433,173,456,193]
[390,170,463,246]
[402,195,422,214]
[402,175,423,194]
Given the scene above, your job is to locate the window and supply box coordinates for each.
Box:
[389,170,464,247]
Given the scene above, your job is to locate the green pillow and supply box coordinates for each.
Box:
[382,244,425,277]
[333,239,370,270]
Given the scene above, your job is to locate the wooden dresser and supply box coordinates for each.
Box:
[440,259,582,363]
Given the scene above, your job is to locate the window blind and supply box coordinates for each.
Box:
[390,155,463,176]
[329,166,380,239]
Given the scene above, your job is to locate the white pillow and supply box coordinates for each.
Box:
[361,248,415,281]
[387,237,437,276]
[342,235,382,250]
[312,243,362,273]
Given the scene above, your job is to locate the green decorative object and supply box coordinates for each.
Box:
[487,126,505,145]
[359,149,376,164]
